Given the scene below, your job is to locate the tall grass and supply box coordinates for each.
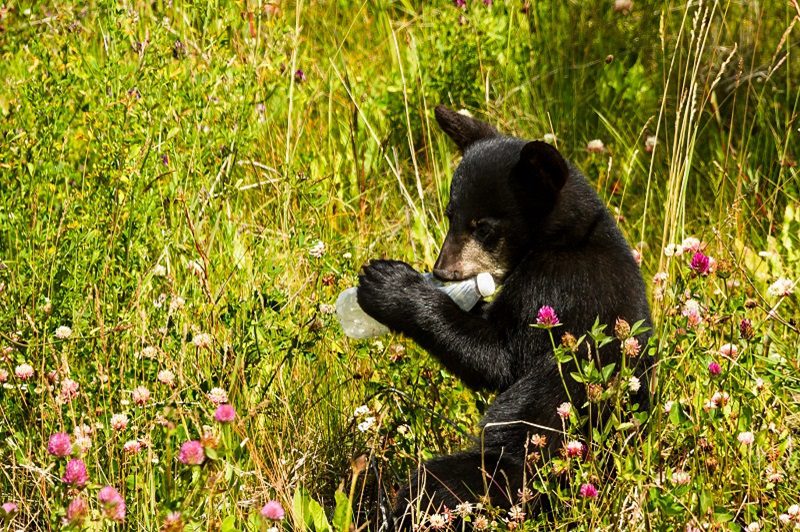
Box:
[0,0,798,529]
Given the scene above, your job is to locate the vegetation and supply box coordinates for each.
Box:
[0,0,798,529]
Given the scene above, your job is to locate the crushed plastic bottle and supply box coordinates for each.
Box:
[336,272,496,339]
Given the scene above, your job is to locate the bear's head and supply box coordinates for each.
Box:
[433,105,570,282]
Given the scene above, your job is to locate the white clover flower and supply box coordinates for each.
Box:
[207,387,228,405]
[681,237,702,254]
[169,296,185,312]
[158,370,175,387]
[309,240,326,258]
[628,376,641,392]
[737,431,755,446]
[543,133,557,144]
[110,413,129,431]
[153,264,167,277]
[586,139,605,153]
[357,416,375,432]
[671,470,690,485]
[644,135,657,153]
[55,326,73,339]
[767,277,795,298]
[556,402,571,419]
[319,303,336,315]
[663,400,674,414]
[192,332,212,348]
[353,405,370,417]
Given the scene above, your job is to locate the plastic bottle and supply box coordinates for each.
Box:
[336,272,496,339]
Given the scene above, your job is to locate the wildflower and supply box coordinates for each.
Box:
[587,383,603,402]
[110,413,129,431]
[536,305,560,327]
[294,69,306,83]
[767,277,795,298]
[530,433,547,448]
[653,271,668,285]
[623,337,641,357]
[0,369,7,383]
[132,386,150,405]
[98,486,125,522]
[765,464,783,483]
[55,326,73,339]
[689,252,711,275]
[745,522,760,532]
[508,505,525,521]
[308,240,325,258]
[192,332,212,348]
[123,440,142,455]
[579,483,599,498]
[261,500,285,520]
[169,296,185,312]
[557,402,572,419]
[663,400,674,414]
[66,497,89,524]
[711,391,729,407]
[63,459,89,487]
[755,377,765,392]
[319,303,335,315]
[737,431,755,446]
[60,378,80,402]
[779,514,791,525]
[48,433,72,457]
[358,416,375,432]
[423,513,446,529]
[178,440,205,465]
[137,346,158,359]
[186,260,204,277]
[671,470,691,485]
[631,248,642,266]
[455,502,473,516]
[614,318,631,339]
[162,512,184,532]
[644,135,657,153]
[15,363,34,380]
[207,387,228,405]
[158,370,176,387]
[561,332,578,351]
[719,343,739,359]
[473,515,489,530]
[681,237,702,254]
[353,405,370,417]
[564,440,584,458]
[152,264,167,277]
[1,502,18,514]
[214,404,236,423]
[628,376,641,392]
[586,139,605,153]
[664,243,683,257]
[740,318,754,340]
[453,0,466,7]
[543,133,557,144]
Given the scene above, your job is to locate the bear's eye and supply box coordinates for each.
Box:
[472,218,497,242]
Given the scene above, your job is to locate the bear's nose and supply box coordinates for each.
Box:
[433,267,461,282]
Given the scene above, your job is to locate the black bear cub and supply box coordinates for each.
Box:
[357,106,651,526]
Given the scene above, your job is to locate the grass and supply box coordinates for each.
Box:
[0,0,798,529]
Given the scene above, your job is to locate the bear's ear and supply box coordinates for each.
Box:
[513,141,569,198]
[435,105,498,152]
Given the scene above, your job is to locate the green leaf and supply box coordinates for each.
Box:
[294,487,331,532]
[601,363,616,382]
[332,491,352,532]
[220,515,237,532]
[569,371,584,383]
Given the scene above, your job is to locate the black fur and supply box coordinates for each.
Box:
[357,106,651,527]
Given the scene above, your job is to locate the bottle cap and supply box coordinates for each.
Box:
[475,272,496,297]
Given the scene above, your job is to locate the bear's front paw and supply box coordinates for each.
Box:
[356,260,426,329]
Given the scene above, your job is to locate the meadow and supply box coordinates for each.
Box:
[0,0,799,529]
